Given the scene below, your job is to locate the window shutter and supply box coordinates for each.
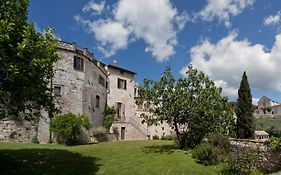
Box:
[74,56,77,69]
[122,103,125,119]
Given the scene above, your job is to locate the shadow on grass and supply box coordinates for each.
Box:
[142,144,179,154]
[0,148,100,175]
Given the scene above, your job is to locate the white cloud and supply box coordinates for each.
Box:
[264,11,281,27]
[196,0,254,27]
[82,1,105,15]
[74,16,129,57]
[181,32,281,98]
[252,98,259,105]
[75,0,187,61]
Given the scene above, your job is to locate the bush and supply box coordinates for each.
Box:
[267,127,281,138]
[112,126,119,135]
[50,113,91,145]
[265,137,281,151]
[91,127,107,137]
[192,144,222,165]
[152,135,159,140]
[103,106,116,131]
[207,133,230,153]
[160,135,176,140]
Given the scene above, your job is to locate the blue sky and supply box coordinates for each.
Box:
[28,0,281,103]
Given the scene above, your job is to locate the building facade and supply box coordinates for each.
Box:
[254,96,281,116]
[106,65,148,140]
[0,41,174,143]
[51,41,108,142]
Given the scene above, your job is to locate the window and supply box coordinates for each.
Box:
[74,56,84,71]
[117,102,122,119]
[54,86,61,96]
[117,78,127,90]
[134,87,137,97]
[99,75,105,87]
[96,95,100,108]
[116,102,125,119]
[106,81,109,89]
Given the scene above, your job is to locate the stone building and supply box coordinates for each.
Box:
[254,96,281,116]
[0,41,175,143]
[54,41,107,126]
[17,41,109,143]
[106,65,148,140]
[134,99,175,139]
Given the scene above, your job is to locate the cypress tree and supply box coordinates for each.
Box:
[235,71,255,138]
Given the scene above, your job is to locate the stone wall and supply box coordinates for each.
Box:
[82,57,107,127]
[230,138,281,173]
[0,119,36,143]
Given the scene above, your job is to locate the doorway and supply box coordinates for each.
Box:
[121,127,125,140]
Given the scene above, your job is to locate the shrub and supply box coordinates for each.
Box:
[192,144,222,165]
[266,126,281,138]
[112,126,119,135]
[9,131,17,139]
[207,133,230,153]
[50,113,91,145]
[103,106,116,131]
[160,135,175,140]
[152,135,159,140]
[265,137,281,151]
[91,127,107,137]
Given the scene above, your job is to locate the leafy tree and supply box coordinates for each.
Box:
[103,106,116,131]
[261,106,272,114]
[138,65,234,148]
[50,113,90,145]
[235,71,255,138]
[0,0,60,120]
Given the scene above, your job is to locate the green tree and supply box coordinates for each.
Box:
[0,0,60,120]
[103,106,116,131]
[235,71,255,138]
[138,65,234,148]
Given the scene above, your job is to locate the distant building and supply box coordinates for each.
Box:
[254,130,269,140]
[134,91,175,139]
[254,96,281,116]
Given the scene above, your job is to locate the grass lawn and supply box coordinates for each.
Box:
[0,140,222,175]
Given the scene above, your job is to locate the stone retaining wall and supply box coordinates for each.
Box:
[0,119,37,143]
[230,138,281,173]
